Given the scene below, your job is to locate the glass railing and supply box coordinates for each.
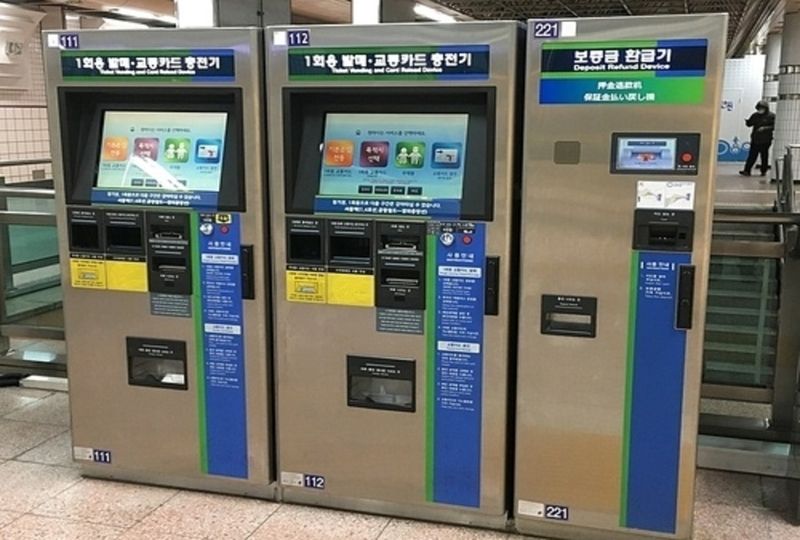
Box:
[0,178,65,376]
[701,208,800,440]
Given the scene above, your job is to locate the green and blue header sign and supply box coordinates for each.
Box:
[540,39,708,105]
[61,49,235,81]
[288,45,490,81]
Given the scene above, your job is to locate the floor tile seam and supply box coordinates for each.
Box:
[0,510,25,532]
[0,392,58,420]
[117,487,184,531]
[242,500,283,539]
[24,474,86,515]
[9,425,70,461]
[374,516,393,539]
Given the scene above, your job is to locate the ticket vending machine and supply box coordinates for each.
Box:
[514,15,726,540]
[266,23,520,527]
[44,29,274,496]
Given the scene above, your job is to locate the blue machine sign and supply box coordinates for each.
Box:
[198,213,248,479]
[431,222,486,507]
[288,45,490,81]
[540,39,708,105]
[61,49,235,81]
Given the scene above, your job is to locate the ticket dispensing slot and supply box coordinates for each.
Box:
[633,209,694,252]
[146,213,191,294]
[127,337,187,390]
[540,295,598,338]
[327,220,373,268]
[104,211,144,254]
[376,222,426,310]
[287,218,324,265]
[68,208,103,252]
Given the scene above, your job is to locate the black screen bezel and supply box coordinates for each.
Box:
[283,87,496,221]
[58,87,245,211]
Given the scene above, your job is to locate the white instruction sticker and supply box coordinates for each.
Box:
[518,500,545,517]
[280,471,303,487]
[637,181,695,210]
[72,446,93,461]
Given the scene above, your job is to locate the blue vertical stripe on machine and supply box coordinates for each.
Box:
[433,223,486,507]
[626,251,690,533]
[199,213,248,478]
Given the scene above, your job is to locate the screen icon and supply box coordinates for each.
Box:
[359,141,389,167]
[102,137,129,161]
[164,138,191,163]
[395,142,425,168]
[133,138,159,160]
[196,139,222,164]
[432,143,462,169]
[324,140,354,167]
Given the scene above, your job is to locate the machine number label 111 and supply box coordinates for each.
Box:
[72,446,112,464]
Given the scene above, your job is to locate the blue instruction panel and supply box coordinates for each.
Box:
[198,213,248,479]
[627,251,690,533]
[432,222,486,507]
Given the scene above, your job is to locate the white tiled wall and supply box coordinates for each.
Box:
[0,29,53,185]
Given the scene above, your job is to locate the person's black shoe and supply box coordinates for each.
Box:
[739,170,751,176]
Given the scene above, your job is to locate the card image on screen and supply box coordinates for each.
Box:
[616,137,677,171]
[317,113,469,202]
[96,111,228,193]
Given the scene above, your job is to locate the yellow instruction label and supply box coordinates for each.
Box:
[327,272,374,307]
[106,260,148,292]
[286,270,326,303]
[70,258,107,290]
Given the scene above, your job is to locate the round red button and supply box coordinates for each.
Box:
[462,235,472,245]
[681,152,693,163]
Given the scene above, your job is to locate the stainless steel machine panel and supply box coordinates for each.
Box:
[266,22,520,527]
[514,15,726,539]
[44,29,274,497]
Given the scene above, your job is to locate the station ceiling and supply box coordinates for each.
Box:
[434,0,782,55]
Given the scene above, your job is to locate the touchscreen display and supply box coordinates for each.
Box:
[96,111,227,192]
[615,137,677,171]
[317,113,469,201]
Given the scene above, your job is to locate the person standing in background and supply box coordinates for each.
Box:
[740,100,776,177]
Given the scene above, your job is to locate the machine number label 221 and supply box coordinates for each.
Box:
[544,504,569,521]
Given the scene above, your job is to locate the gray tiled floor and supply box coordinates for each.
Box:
[0,386,796,539]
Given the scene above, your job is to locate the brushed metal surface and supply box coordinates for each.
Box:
[514,15,726,539]
[265,22,520,523]
[43,28,274,494]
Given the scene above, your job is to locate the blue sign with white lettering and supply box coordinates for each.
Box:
[432,222,485,507]
[625,251,690,534]
[198,213,247,479]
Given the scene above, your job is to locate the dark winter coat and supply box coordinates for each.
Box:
[745,101,775,145]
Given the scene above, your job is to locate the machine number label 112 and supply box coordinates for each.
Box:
[287,29,310,47]
[281,471,326,490]
[303,474,325,489]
